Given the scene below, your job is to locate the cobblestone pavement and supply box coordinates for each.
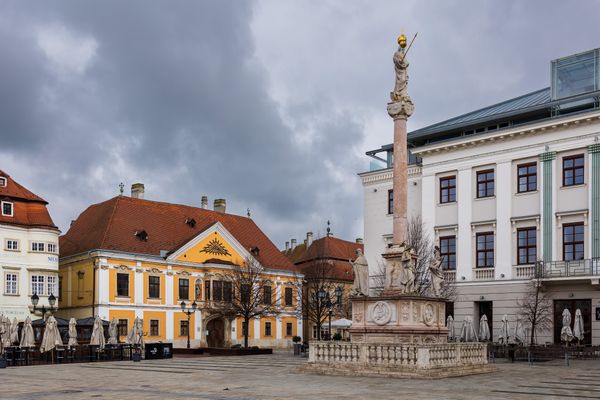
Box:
[2,354,600,399]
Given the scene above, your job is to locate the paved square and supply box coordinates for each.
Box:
[2,353,600,399]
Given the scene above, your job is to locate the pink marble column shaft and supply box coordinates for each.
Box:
[392,116,408,245]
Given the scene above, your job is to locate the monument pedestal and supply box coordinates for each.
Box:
[349,295,448,344]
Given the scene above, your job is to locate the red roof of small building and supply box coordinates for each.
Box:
[0,170,57,230]
[60,195,297,272]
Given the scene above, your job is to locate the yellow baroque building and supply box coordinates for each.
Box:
[57,188,302,349]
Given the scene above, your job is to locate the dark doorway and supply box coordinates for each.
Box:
[554,299,591,345]
[445,302,454,321]
[206,318,225,348]
[477,301,493,339]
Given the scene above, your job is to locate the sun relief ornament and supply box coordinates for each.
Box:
[199,238,231,257]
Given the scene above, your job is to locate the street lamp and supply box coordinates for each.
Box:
[31,293,58,321]
[180,300,197,349]
[327,287,343,341]
[316,289,326,340]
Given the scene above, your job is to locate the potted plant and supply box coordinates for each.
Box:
[292,336,302,355]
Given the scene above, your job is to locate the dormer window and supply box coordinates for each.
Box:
[185,218,196,228]
[135,230,148,241]
[552,49,600,100]
[1,201,13,217]
[250,246,260,256]
[0,177,6,187]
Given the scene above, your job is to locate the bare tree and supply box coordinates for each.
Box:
[517,263,552,347]
[210,258,280,348]
[370,215,456,299]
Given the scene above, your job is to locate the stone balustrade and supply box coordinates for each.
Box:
[308,341,487,371]
[513,265,536,279]
[443,270,456,282]
[473,267,495,281]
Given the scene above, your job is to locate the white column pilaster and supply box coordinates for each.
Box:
[166,271,174,305]
[496,161,512,279]
[253,317,260,340]
[166,310,174,342]
[421,174,436,239]
[457,168,472,280]
[276,317,282,340]
[134,264,144,305]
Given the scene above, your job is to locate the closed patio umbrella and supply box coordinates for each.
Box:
[1,315,11,349]
[67,318,78,348]
[40,316,63,353]
[460,316,478,342]
[20,316,35,348]
[446,315,455,342]
[514,317,526,344]
[108,318,119,345]
[10,318,19,345]
[479,315,490,341]
[561,308,574,343]
[90,316,106,350]
[126,317,144,346]
[0,316,6,356]
[498,314,510,344]
[573,309,584,343]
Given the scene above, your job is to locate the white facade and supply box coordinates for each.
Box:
[0,224,60,320]
[361,105,600,345]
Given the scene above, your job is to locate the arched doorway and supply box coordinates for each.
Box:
[206,317,225,348]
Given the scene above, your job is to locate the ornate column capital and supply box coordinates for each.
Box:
[387,98,414,120]
[539,151,556,162]
[588,143,600,153]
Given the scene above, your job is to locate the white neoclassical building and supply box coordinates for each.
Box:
[361,48,600,345]
[0,170,60,321]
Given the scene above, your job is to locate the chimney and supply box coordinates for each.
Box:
[291,238,297,250]
[214,198,226,213]
[285,241,290,252]
[306,232,314,247]
[356,238,363,244]
[201,196,208,209]
[131,183,145,199]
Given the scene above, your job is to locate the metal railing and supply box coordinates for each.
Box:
[538,258,600,278]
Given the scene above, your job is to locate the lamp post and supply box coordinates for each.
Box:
[317,288,326,340]
[327,287,343,341]
[180,300,197,349]
[31,293,58,321]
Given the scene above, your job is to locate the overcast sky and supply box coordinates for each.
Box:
[2,1,600,249]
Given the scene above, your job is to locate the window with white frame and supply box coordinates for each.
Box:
[5,239,19,251]
[1,201,13,216]
[31,242,45,252]
[47,243,58,254]
[5,272,18,295]
[31,275,45,295]
[47,275,58,297]
[0,177,6,187]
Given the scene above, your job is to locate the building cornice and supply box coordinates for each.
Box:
[412,110,600,156]
[359,165,421,185]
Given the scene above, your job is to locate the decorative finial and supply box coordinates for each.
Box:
[247,208,251,218]
[397,33,407,49]
[326,220,331,237]
[118,182,124,195]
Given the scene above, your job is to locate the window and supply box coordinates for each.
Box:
[117,273,129,297]
[0,177,6,187]
[212,280,223,301]
[264,321,272,336]
[31,275,45,295]
[47,243,58,254]
[150,320,159,336]
[178,278,189,300]
[387,190,393,214]
[552,50,599,99]
[263,285,272,305]
[476,170,494,198]
[117,319,128,336]
[204,280,210,301]
[476,232,494,268]
[286,322,293,337]
[5,239,18,251]
[180,320,189,336]
[47,275,57,297]
[148,276,160,298]
[517,228,537,265]
[241,283,250,303]
[563,155,584,186]
[5,273,18,295]
[517,163,537,193]
[223,281,232,302]
[439,236,456,270]
[1,201,13,216]
[284,287,293,306]
[439,176,456,203]
[563,223,584,261]
[31,242,45,252]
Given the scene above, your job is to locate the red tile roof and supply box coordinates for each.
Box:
[0,170,57,230]
[60,196,298,272]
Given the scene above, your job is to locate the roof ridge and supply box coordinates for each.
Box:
[99,196,121,249]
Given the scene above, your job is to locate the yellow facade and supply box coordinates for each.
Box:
[143,310,166,340]
[175,231,243,265]
[174,311,195,340]
[108,309,136,341]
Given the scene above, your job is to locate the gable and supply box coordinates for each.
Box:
[170,223,245,265]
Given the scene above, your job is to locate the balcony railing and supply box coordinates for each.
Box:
[443,270,456,282]
[473,267,494,281]
[539,258,600,278]
[513,265,536,279]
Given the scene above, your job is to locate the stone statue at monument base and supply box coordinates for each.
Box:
[351,248,369,296]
